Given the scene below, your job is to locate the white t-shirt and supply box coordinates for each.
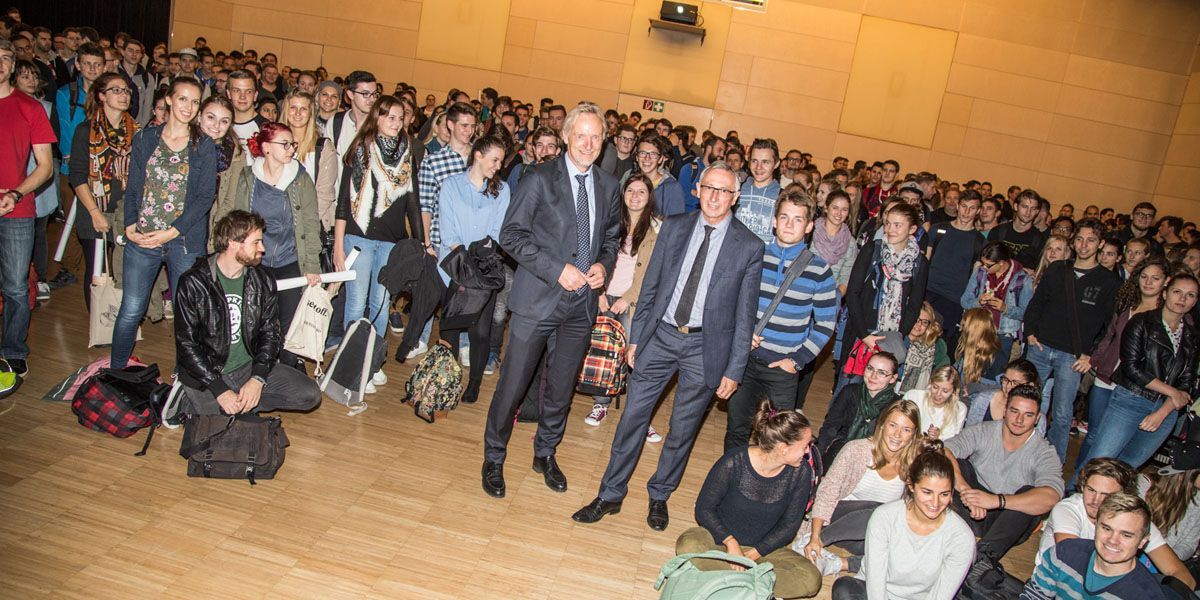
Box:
[231,119,260,166]
[1036,493,1167,565]
[846,468,906,504]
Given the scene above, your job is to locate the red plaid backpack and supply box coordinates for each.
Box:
[576,315,628,397]
[71,364,172,455]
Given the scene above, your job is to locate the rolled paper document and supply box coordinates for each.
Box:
[93,239,104,277]
[54,200,77,261]
[343,247,360,270]
[276,270,357,291]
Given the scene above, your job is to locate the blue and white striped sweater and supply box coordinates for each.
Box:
[752,242,839,368]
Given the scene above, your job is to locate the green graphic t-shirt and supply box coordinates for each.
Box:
[216,268,252,373]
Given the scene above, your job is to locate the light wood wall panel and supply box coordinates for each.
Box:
[172,0,1200,214]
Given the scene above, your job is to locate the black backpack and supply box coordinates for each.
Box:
[955,554,1025,600]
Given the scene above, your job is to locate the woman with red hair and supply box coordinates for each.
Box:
[223,121,322,370]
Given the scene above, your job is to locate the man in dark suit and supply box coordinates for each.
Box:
[572,162,764,530]
[481,103,621,498]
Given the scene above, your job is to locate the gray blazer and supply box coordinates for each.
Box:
[500,155,621,320]
[629,212,765,388]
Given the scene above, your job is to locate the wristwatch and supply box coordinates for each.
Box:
[251,375,267,385]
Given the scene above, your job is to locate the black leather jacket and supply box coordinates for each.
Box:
[174,255,280,398]
[1114,308,1197,401]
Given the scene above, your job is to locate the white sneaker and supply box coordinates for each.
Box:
[372,370,388,386]
[406,341,429,360]
[163,300,174,319]
[36,282,50,301]
[583,404,608,426]
[364,381,378,394]
[459,347,470,367]
[816,548,844,576]
[646,425,663,443]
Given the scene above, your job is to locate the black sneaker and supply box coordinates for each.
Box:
[389,311,405,334]
[6,359,28,377]
[48,270,77,290]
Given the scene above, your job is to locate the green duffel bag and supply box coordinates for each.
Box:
[655,550,776,600]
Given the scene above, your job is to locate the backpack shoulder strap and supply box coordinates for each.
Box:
[313,136,327,183]
[332,112,347,147]
[753,248,814,338]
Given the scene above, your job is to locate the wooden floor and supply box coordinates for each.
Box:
[0,284,1053,599]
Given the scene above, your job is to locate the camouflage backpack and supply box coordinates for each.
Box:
[404,343,463,423]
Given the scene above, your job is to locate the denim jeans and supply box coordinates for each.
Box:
[986,335,1015,380]
[110,240,194,369]
[342,234,394,338]
[0,217,35,359]
[1025,342,1081,463]
[1074,384,1178,473]
[1070,382,1116,487]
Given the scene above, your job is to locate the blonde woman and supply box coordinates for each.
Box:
[1033,233,1072,286]
[903,365,966,440]
[796,401,923,576]
[953,307,1001,394]
[281,90,338,231]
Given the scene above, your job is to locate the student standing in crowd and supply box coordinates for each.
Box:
[0,38,57,378]
[724,189,837,450]
[434,135,510,404]
[110,78,216,370]
[1024,218,1121,462]
[924,189,985,349]
[67,71,136,311]
[630,133,686,217]
[1076,273,1197,471]
[988,189,1046,271]
[1072,257,1170,484]
[333,95,424,389]
[733,138,781,244]
[582,173,662,436]
[281,90,338,232]
[960,242,1034,379]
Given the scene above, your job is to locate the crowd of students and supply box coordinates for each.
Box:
[1,12,1199,598]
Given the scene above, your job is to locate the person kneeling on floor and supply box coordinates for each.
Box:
[174,210,321,415]
[675,399,823,599]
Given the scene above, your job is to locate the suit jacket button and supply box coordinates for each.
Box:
[571,252,577,258]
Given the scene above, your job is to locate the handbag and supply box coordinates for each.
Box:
[70,363,171,455]
[88,235,142,347]
[842,338,875,376]
[655,550,775,600]
[283,284,334,364]
[178,413,289,484]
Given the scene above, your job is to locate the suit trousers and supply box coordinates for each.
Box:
[599,322,714,503]
[483,293,593,463]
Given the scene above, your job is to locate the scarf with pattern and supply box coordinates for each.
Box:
[877,237,920,332]
[350,134,412,233]
[88,112,138,212]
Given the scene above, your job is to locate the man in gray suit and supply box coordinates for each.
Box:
[572,161,764,530]
[481,102,621,498]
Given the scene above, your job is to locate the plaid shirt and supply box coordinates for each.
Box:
[418,145,467,246]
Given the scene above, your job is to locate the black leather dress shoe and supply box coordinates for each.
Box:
[532,455,567,492]
[647,499,669,531]
[482,461,505,498]
[572,497,623,523]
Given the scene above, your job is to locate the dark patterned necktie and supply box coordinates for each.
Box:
[674,225,714,327]
[574,174,591,284]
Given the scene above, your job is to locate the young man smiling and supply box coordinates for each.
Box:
[734,138,782,244]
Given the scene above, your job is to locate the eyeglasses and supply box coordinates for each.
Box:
[350,89,381,99]
[102,86,131,95]
[1000,376,1025,388]
[616,136,636,143]
[863,365,893,377]
[980,260,999,270]
[1133,211,1155,218]
[916,318,932,326]
[699,184,736,199]
[636,151,660,159]
[267,140,298,151]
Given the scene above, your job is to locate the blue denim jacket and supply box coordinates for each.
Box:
[959,261,1033,337]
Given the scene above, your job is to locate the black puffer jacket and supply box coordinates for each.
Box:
[174,255,280,398]
[1115,308,1197,400]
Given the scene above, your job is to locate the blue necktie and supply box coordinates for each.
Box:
[674,225,714,327]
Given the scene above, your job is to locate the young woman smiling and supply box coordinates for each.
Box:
[110,78,217,369]
[830,439,975,600]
